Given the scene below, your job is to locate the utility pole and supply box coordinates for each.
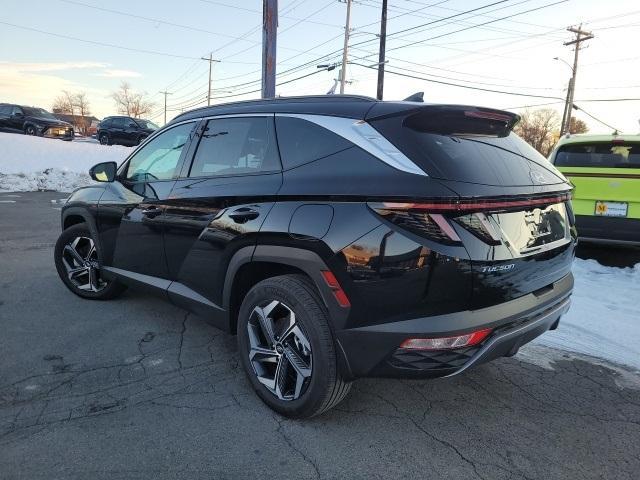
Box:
[559,25,594,135]
[340,0,352,94]
[201,53,220,106]
[376,0,388,100]
[262,0,278,98]
[159,90,172,125]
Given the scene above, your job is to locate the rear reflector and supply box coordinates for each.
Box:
[400,328,492,351]
[321,270,351,308]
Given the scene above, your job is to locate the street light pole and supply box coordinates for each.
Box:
[201,53,220,106]
[376,0,388,100]
[340,0,352,94]
[159,90,172,125]
[559,25,594,135]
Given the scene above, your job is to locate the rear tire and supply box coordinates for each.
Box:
[54,223,126,300]
[237,274,351,418]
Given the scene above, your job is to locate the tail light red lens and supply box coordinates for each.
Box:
[400,328,492,351]
[377,193,572,214]
[367,202,462,245]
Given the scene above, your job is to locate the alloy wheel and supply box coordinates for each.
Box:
[247,300,313,401]
[26,126,36,135]
[61,236,106,292]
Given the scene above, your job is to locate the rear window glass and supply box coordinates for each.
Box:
[553,142,640,168]
[371,114,562,186]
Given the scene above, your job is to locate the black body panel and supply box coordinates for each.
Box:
[59,95,576,382]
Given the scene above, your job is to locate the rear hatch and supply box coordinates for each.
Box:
[368,104,575,307]
[551,139,640,220]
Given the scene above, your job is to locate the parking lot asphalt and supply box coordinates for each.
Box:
[1,192,639,480]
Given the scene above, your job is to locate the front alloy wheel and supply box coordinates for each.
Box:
[61,236,106,292]
[247,300,313,401]
[54,223,125,300]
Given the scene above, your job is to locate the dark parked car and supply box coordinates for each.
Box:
[54,96,575,418]
[97,116,158,146]
[0,103,73,140]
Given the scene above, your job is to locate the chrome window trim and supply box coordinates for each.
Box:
[275,113,427,176]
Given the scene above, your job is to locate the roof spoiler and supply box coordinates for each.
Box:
[368,104,521,137]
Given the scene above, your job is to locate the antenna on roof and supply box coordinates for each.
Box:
[403,92,424,102]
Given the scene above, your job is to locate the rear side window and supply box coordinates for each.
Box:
[189,117,280,177]
[112,118,126,128]
[275,116,352,169]
[100,119,112,128]
[0,105,11,115]
[554,142,640,168]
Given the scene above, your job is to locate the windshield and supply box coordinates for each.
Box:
[553,142,640,168]
[22,107,57,120]
[135,119,159,130]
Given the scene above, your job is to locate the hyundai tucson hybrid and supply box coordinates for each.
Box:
[97,116,158,146]
[0,103,73,140]
[54,96,575,418]
[549,133,640,246]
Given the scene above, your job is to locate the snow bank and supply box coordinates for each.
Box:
[534,258,640,370]
[0,132,129,192]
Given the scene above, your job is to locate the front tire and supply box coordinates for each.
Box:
[54,223,126,300]
[25,125,37,136]
[237,275,351,418]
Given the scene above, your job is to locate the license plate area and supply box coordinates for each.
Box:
[490,203,570,255]
[594,201,628,217]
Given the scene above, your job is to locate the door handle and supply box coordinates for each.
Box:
[228,208,259,223]
[142,206,163,218]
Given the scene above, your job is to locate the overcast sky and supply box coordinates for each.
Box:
[1,0,639,133]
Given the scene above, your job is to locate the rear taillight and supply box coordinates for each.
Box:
[376,193,572,213]
[368,202,461,245]
[400,328,492,351]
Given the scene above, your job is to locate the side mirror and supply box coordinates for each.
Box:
[128,122,137,128]
[89,161,117,182]
[13,112,24,117]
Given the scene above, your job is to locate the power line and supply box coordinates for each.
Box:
[0,20,259,63]
[572,104,621,133]
[351,62,566,100]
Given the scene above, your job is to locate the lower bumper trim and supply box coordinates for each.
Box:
[445,296,571,377]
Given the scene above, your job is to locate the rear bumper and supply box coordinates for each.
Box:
[336,273,573,379]
[576,214,640,247]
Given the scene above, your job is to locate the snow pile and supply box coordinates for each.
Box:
[0,132,129,192]
[534,258,640,370]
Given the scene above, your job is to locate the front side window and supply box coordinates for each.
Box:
[11,106,24,116]
[188,117,280,177]
[126,122,194,182]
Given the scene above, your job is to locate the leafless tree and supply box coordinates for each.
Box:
[568,117,589,134]
[514,108,561,157]
[111,82,155,118]
[52,91,74,115]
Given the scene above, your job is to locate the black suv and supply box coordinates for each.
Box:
[97,116,158,147]
[0,103,73,140]
[54,96,575,418]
